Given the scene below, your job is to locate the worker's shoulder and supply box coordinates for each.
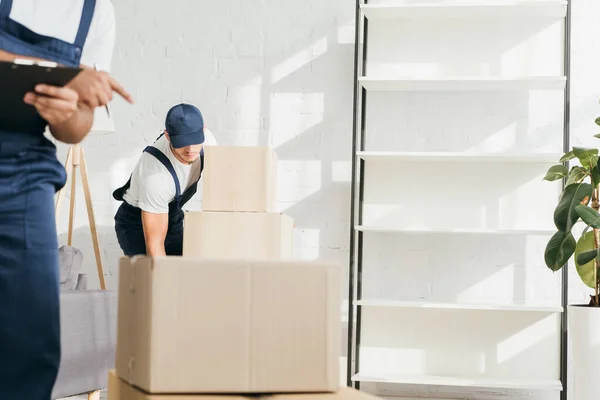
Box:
[139,148,172,172]
[135,155,176,192]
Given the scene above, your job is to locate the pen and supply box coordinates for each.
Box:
[93,63,111,118]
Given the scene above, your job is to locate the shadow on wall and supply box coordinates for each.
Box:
[58,224,122,291]
[110,0,356,265]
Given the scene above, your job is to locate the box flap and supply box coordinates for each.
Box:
[150,257,253,391]
[250,260,341,391]
[116,256,154,387]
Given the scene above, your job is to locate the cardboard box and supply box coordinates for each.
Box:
[108,369,378,400]
[202,146,277,212]
[183,211,294,260]
[116,256,341,394]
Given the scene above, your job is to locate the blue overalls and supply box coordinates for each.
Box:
[0,0,97,399]
[113,137,204,256]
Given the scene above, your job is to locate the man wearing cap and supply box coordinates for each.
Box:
[113,103,214,256]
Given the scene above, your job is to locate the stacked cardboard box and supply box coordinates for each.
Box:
[182,146,293,260]
[110,145,382,400]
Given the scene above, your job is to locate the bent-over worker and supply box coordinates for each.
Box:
[113,103,214,256]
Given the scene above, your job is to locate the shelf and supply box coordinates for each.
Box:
[356,151,562,163]
[351,373,563,391]
[360,2,567,20]
[355,299,563,313]
[358,76,566,92]
[355,225,555,235]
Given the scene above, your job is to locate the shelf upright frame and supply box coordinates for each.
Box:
[559,1,572,399]
[346,2,572,397]
[347,0,368,390]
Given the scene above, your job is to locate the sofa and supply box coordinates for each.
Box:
[51,246,118,399]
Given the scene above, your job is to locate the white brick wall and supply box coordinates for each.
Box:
[53,0,600,399]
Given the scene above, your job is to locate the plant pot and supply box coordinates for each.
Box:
[569,304,600,400]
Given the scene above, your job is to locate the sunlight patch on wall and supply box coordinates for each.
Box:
[270,92,324,148]
[230,75,263,145]
[277,160,322,203]
[496,317,556,364]
[337,21,355,44]
[271,37,327,83]
[332,161,352,182]
[458,265,515,304]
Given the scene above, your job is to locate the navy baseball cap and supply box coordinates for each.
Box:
[165,103,205,148]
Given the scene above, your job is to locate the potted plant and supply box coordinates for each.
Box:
[544,127,600,400]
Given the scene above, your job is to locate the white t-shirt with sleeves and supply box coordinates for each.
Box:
[0,0,116,71]
[122,129,217,214]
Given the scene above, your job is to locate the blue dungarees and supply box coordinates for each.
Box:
[113,136,204,256]
[0,0,96,398]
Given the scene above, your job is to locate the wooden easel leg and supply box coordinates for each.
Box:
[79,147,106,290]
[88,390,100,400]
[55,147,73,227]
[67,145,80,246]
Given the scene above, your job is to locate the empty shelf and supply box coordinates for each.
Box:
[360,2,568,20]
[352,372,563,391]
[358,77,566,91]
[356,151,562,163]
[355,299,563,313]
[355,225,555,235]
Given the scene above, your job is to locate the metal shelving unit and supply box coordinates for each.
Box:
[346,1,571,399]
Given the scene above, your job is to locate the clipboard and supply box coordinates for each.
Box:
[0,59,82,132]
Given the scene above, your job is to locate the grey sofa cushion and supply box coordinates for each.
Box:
[51,290,117,399]
[59,245,83,290]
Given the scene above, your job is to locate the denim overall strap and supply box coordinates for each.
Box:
[0,0,12,18]
[0,0,96,67]
[74,0,96,53]
[144,146,182,202]
[179,155,204,208]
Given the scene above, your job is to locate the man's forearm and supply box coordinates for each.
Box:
[146,240,166,257]
[141,210,169,257]
[49,105,94,144]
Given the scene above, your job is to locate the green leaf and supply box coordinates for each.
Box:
[575,205,600,229]
[573,147,599,169]
[566,166,588,185]
[544,165,569,181]
[545,231,577,271]
[592,166,600,188]
[595,117,600,127]
[577,249,598,266]
[554,183,594,232]
[560,151,576,163]
[594,134,600,139]
[574,231,597,289]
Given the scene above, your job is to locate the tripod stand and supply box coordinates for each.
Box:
[54,143,106,290]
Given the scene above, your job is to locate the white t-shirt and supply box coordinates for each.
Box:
[0,0,116,71]
[123,129,217,214]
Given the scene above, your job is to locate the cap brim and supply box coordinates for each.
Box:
[170,130,205,148]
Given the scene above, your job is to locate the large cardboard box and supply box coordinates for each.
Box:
[116,256,341,394]
[109,369,378,400]
[202,145,277,212]
[183,211,294,260]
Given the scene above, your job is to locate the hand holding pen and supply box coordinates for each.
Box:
[67,64,134,110]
